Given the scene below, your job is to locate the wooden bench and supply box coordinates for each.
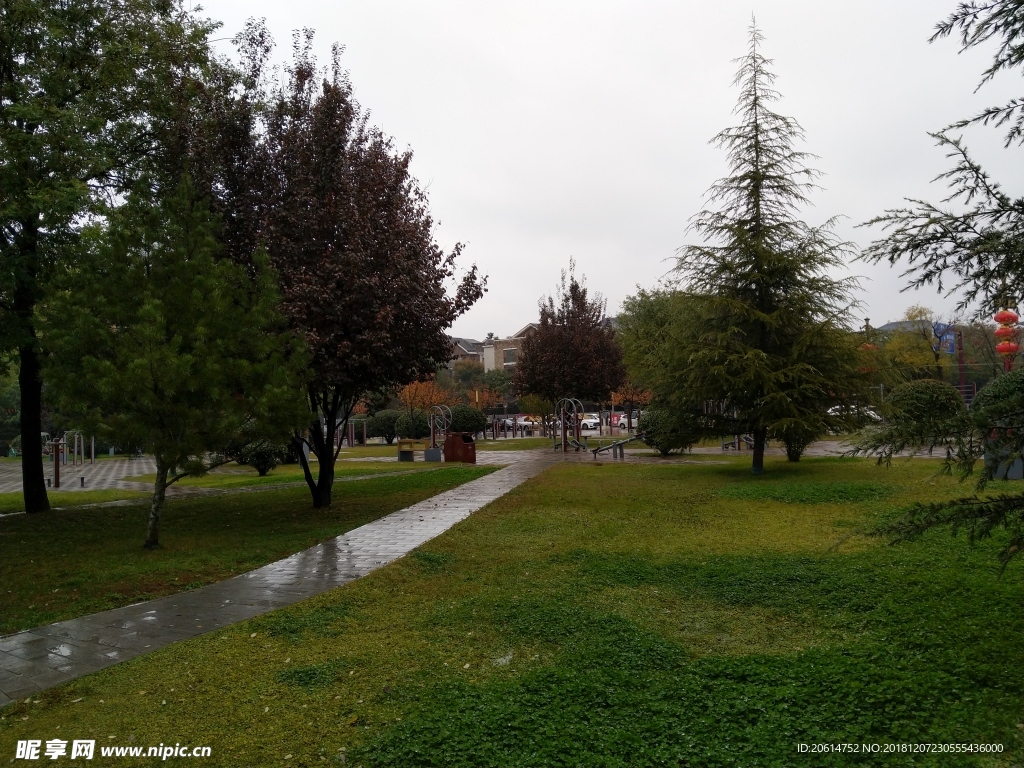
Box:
[397,439,429,462]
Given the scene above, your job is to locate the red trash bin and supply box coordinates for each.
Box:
[443,432,476,463]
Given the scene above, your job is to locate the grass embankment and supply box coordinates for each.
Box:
[1,457,1021,767]
[0,466,495,634]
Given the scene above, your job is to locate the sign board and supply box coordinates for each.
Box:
[932,323,956,354]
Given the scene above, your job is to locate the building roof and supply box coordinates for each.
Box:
[509,323,539,339]
[876,320,931,333]
[452,337,482,354]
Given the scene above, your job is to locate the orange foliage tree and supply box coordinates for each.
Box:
[398,380,460,413]
[612,382,652,428]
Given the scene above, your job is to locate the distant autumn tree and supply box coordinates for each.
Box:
[261,34,483,507]
[881,305,954,381]
[398,380,459,415]
[514,262,625,407]
[612,381,652,430]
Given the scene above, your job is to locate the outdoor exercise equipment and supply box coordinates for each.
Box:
[553,398,586,452]
[425,405,452,461]
[63,430,93,465]
[429,405,453,449]
[592,432,645,459]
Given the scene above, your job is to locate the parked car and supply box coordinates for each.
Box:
[826,405,881,425]
[579,414,601,430]
[499,415,536,429]
[610,411,640,427]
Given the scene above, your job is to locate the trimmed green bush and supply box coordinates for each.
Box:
[396,409,430,439]
[886,379,965,426]
[366,409,401,445]
[637,408,700,456]
[972,368,1024,420]
[772,422,822,463]
[235,439,287,476]
[449,404,488,434]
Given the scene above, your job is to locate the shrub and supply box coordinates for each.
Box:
[886,379,964,427]
[971,369,1024,479]
[366,409,401,444]
[235,439,287,476]
[638,408,700,456]
[971,368,1024,421]
[396,409,430,439]
[449,404,488,434]
[772,422,822,463]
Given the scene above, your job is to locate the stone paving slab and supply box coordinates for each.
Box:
[0,452,554,707]
[0,457,157,494]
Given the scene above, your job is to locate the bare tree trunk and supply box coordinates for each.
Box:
[144,462,169,549]
[19,338,50,513]
[14,222,49,513]
[751,427,767,474]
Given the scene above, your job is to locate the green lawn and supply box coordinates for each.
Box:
[0,462,425,514]
[0,466,494,634]
[1,456,1021,767]
[129,460,421,490]
[0,488,150,514]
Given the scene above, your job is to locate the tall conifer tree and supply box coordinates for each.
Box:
[668,22,862,472]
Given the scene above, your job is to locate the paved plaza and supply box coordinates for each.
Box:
[0,457,157,495]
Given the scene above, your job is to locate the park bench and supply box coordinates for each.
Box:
[397,439,430,462]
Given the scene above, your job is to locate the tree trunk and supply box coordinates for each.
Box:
[19,342,49,512]
[15,228,49,513]
[313,455,334,508]
[751,427,768,474]
[144,462,169,549]
[295,432,319,499]
[298,388,345,508]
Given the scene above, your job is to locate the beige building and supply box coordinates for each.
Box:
[481,324,538,372]
[449,338,482,368]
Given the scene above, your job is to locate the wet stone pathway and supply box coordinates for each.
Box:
[0,452,555,706]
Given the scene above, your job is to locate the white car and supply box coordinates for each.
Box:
[579,414,601,430]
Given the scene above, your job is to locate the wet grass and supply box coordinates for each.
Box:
[0,489,149,515]
[1,456,1021,767]
[129,461,419,490]
[0,466,494,633]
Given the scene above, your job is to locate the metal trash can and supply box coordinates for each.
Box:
[443,432,476,464]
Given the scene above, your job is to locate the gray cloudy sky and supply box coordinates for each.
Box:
[200,0,1023,339]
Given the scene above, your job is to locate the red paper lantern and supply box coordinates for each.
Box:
[994,309,1019,325]
[994,307,1019,370]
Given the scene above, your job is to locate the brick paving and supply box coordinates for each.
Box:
[0,452,555,706]
[0,457,157,495]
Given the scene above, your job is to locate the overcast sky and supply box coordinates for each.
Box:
[199,0,1023,339]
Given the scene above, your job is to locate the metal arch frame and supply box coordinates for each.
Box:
[554,398,585,452]
[429,405,453,449]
